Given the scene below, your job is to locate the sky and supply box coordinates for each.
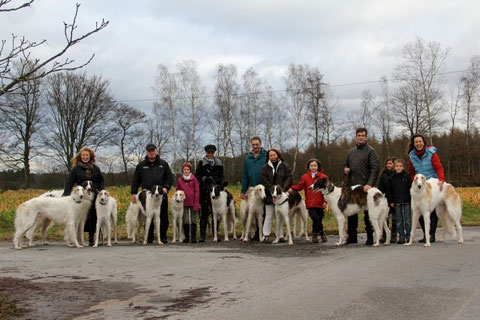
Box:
[2,0,480,113]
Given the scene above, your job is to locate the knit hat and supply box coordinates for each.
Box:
[204,144,217,152]
[182,163,193,171]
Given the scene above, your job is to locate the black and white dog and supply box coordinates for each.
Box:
[125,185,163,245]
[310,177,390,247]
[271,185,310,245]
[210,184,237,242]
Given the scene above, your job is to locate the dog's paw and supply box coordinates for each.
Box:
[272,239,279,244]
[93,244,98,248]
[172,239,176,243]
[242,238,248,243]
[335,242,342,246]
[404,242,412,246]
[158,242,164,246]
[14,246,23,250]
[424,243,431,247]
[458,239,464,244]
[107,243,112,247]
[288,241,293,246]
[373,243,379,247]
[224,238,229,242]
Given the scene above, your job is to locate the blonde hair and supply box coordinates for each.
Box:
[394,158,405,167]
[72,146,96,168]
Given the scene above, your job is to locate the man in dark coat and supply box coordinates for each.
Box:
[344,128,380,245]
[131,143,173,243]
[195,144,225,242]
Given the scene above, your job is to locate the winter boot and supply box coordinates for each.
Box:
[321,231,328,243]
[183,224,190,243]
[199,219,207,243]
[191,224,197,243]
[312,233,319,243]
[88,232,94,247]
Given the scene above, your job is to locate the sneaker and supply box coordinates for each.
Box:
[397,238,405,244]
[346,238,357,245]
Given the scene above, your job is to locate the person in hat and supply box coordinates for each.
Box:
[195,144,226,242]
[131,143,173,244]
[175,162,200,243]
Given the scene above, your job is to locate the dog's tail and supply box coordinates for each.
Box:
[437,202,457,239]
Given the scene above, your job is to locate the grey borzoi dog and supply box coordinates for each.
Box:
[310,178,390,247]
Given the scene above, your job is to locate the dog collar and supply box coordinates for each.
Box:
[277,197,289,206]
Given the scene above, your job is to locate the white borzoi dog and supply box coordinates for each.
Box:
[311,178,390,247]
[406,174,463,247]
[210,184,237,242]
[271,185,310,245]
[93,190,118,247]
[125,185,163,245]
[170,190,185,243]
[14,185,85,249]
[241,184,267,242]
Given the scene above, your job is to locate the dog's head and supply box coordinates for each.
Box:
[309,177,330,193]
[82,180,94,196]
[173,190,185,203]
[98,190,110,205]
[210,184,222,200]
[71,185,84,203]
[151,185,162,199]
[254,184,266,200]
[412,174,427,191]
[271,185,283,204]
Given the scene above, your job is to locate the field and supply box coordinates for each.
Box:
[1,185,479,241]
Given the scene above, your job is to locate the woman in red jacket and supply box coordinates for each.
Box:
[289,159,328,243]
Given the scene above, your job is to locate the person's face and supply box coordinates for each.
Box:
[146,148,158,161]
[386,160,394,171]
[268,151,278,162]
[80,151,91,163]
[206,150,215,159]
[356,131,367,145]
[394,162,404,174]
[183,166,191,175]
[309,161,318,173]
[414,137,425,151]
[251,139,261,153]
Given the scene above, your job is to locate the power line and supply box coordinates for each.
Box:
[118,67,474,103]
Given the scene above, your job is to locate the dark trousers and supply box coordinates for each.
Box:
[147,194,169,241]
[84,193,98,240]
[419,209,438,239]
[308,207,325,234]
[347,211,373,241]
[199,200,211,238]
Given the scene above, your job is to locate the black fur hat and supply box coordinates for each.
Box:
[204,144,217,152]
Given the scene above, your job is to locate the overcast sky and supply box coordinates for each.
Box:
[2,0,480,113]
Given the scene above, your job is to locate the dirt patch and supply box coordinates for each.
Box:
[0,276,151,320]
[160,286,216,313]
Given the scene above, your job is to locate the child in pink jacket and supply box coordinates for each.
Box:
[176,163,200,243]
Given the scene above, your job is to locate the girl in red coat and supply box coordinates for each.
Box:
[288,158,328,243]
[176,163,200,243]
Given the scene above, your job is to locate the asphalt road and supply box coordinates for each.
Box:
[1,227,480,320]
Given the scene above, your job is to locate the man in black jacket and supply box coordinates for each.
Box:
[344,128,380,245]
[131,143,173,243]
[195,144,225,242]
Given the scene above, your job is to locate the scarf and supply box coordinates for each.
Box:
[203,156,215,167]
[183,174,192,180]
[77,160,94,179]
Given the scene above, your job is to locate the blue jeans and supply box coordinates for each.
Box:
[395,203,411,240]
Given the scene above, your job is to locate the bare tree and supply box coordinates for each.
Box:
[152,64,178,166]
[392,80,429,136]
[319,85,341,146]
[149,104,171,159]
[261,84,285,150]
[214,64,238,158]
[349,89,374,132]
[285,63,309,174]
[394,37,449,143]
[373,77,394,155]
[460,55,480,177]
[0,2,109,96]
[176,60,205,163]
[0,60,44,187]
[304,66,325,158]
[237,67,262,154]
[45,72,115,170]
[111,103,146,177]
[444,79,463,179]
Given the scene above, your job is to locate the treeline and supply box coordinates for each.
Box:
[2,128,479,191]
